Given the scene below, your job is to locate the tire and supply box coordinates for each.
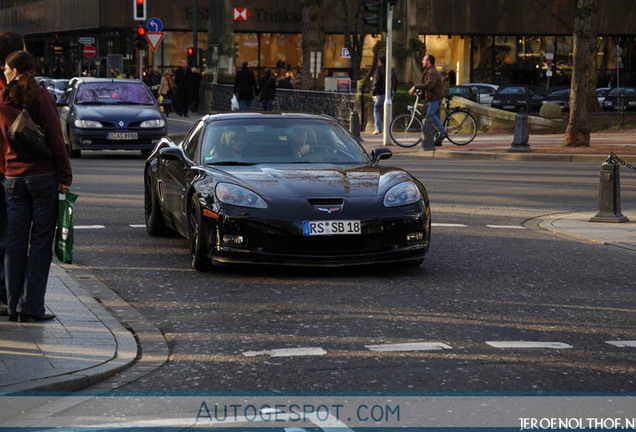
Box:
[443,110,477,145]
[144,172,169,236]
[389,113,423,148]
[188,194,212,271]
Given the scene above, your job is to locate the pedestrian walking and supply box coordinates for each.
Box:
[233,61,257,110]
[371,56,398,135]
[0,32,25,318]
[188,65,202,114]
[174,60,191,117]
[258,68,276,111]
[409,54,447,146]
[0,50,72,322]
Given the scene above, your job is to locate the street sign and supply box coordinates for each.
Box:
[340,48,351,58]
[145,32,165,51]
[84,45,97,58]
[233,8,251,21]
[147,17,163,32]
[79,37,95,45]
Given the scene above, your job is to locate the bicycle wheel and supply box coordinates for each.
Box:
[443,110,477,145]
[390,113,423,148]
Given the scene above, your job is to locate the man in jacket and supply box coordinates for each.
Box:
[233,61,257,110]
[409,54,447,145]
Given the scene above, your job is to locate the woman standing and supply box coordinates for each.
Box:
[258,68,276,111]
[158,69,175,116]
[0,50,72,322]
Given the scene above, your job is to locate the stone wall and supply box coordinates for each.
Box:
[208,84,357,129]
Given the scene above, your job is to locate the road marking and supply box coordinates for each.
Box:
[129,224,146,228]
[432,223,467,227]
[75,225,106,229]
[242,347,327,357]
[486,225,526,229]
[365,342,453,352]
[606,340,636,348]
[486,341,572,349]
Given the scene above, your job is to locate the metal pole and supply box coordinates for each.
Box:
[193,0,198,65]
[382,1,393,146]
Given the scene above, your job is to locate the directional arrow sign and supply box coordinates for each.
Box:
[145,32,165,51]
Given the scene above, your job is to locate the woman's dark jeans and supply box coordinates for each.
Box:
[3,173,58,316]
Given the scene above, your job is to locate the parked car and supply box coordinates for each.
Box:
[491,85,544,113]
[448,85,478,102]
[602,86,636,111]
[596,87,611,105]
[463,83,499,105]
[59,78,167,158]
[144,113,431,270]
[47,79,70,104]
[542,87,571,111]
[36,76,52,89]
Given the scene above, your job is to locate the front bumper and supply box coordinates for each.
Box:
[205,213,430,267]
[70,127,167,151]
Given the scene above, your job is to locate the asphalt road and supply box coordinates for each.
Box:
[66,142,636,393]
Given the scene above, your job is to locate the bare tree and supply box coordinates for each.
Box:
[565,0,598,147]
[340,0,368,82]
[300,0,325,90]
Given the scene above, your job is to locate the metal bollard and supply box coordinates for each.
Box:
[350,109,361,141]
[589,154,629,223]
[421,118,436,151]
[508,112,530,151]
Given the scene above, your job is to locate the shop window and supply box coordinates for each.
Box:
[258,33,302,77]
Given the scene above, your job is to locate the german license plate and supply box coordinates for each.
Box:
[303,220,361,236]
[629,101,636,106]
[108,132,138,140]
[503,105,515,110]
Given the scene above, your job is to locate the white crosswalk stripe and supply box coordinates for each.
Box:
[605,340,636,348]
[486,341,572,349]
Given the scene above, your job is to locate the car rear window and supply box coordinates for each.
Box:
[75,82,156,105]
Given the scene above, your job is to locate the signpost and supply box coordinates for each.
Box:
[310,51,322,90]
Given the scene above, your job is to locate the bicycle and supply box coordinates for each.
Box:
[389,91,477,147]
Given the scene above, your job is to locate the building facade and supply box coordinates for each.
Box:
[1,0,634,89]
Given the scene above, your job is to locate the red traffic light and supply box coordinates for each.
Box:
[136,0,143,3]
[137,27,146,36]
[187,47,194,55]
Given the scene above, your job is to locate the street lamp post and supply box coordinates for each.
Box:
[382,1,393,146]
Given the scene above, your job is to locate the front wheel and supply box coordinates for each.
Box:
[389,113,423,148]
[188,194,213,271]
[443,110,477,145]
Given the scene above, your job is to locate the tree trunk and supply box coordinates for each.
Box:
[300,0,325,90]
[341,0,367,83]
[565,0,597,147]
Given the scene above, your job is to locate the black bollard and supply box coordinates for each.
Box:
[589,154,629,223]
[421,118,436,151]
[350,109,362,141]
[508,112,530,151]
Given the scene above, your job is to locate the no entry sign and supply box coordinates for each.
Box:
[84,45,96,58]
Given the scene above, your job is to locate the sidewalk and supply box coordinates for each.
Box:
[1,116,635,396]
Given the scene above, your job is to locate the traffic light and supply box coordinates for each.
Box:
[364,0,385,33]
[233,42,240,58]
[135,26,147,49]
[187,47,195,66]
[133,0,146,20]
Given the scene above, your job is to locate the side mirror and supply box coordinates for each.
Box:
[159,146,185,161]
[371,147,392,165]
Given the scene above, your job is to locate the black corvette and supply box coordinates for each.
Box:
[144,113,431,270]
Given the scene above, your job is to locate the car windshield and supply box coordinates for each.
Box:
[53,80,69,90]
[499,86,526,95]
[608,87,636,96]
[548,89,570,97]
[201,118,369,165]
[74,82,156,105]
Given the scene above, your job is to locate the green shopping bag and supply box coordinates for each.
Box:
[55,190,78,264]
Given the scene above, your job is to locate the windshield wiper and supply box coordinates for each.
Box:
[207,161,256,166]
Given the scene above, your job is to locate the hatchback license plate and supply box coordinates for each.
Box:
[503,105,515,110]
[303,220,361,236]
[108,132,138,140]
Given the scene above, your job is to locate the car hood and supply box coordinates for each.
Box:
[213,165,413,198]
[74,104,161,121]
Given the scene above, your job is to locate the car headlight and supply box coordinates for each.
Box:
[74,119,103,128]
[216,183,267,209]
[140,119,166,128]
[384,181,421,207]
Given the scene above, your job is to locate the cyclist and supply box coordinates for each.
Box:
[408,54,447,146]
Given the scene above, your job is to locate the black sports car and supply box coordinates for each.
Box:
[59,78,167,158]
[144,113,431,270]
[491,85,544,113]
